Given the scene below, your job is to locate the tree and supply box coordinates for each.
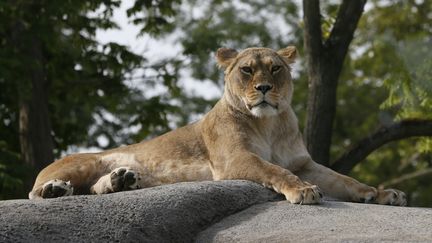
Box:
[302,0,432,173]
[302,0,367,166]
[332,0,432,206]
[0,0,181,198]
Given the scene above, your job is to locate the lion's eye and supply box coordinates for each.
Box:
[240,66,253,75]
[271,65,281,74]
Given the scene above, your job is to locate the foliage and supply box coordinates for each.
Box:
[127,0,181,36]
[340,0,432,206]
[0,141,30,200]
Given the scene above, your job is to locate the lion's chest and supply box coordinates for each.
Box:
[250,138,272,162]
[248,130,308,171]
[248,133,282,162]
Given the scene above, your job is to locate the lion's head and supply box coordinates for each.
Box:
[216,46,297,117]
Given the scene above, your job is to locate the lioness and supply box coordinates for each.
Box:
[29,46,406,206]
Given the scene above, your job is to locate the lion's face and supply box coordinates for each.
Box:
[216,46,297,117]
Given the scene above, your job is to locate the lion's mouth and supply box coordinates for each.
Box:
[247,100,278,110]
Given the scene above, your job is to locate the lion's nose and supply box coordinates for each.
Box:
[254,84,273,94]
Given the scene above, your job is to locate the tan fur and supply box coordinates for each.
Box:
[29,46,406,206]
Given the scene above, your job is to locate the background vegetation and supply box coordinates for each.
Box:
[0,0,431,206]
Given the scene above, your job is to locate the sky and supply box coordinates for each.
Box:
[95,0,222,100]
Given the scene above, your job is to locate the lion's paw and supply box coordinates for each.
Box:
[376,189,407,206]
[110,167,141,192]
[283,184,322,205]
[357,187,378,204]
[41,179,74,198]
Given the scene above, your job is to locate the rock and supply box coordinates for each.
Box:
[1,180,431,243]
[196,200,432,243]
[0,180,281,242]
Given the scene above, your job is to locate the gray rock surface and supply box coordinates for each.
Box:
[0,180,281,243]
[197,200,432,243]
[1,180,431,243]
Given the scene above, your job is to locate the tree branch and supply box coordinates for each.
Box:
[331,119,432,174]
[378,168,432,188]
[325,0,367,54]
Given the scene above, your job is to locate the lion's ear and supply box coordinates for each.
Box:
[277,46,297,64]
[216,47,238,69]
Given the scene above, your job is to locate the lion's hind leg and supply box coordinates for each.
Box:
[90,167,143,194]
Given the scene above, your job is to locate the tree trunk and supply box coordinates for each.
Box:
[19,84,55,173]
[303,0,367,167]
[16,28,54,173]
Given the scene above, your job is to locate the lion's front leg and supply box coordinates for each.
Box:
[375,188,407,206]
[297,161,407,206]
[276,178,322,204]
[213,152,322,204]
[90,167,143,194]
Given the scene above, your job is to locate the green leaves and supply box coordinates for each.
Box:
[127,0,181,36]
[0,141,31,200]
[342,0,432,206]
